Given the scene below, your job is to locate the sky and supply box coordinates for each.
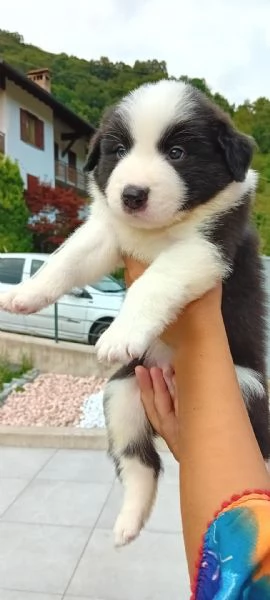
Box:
[2,0,270,105]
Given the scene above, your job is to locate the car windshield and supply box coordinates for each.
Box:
[91,276,125,293]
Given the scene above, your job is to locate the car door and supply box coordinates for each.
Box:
[0,256,28,333]
[24,258,90,342]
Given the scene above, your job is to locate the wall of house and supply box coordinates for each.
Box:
[5,79,55,186]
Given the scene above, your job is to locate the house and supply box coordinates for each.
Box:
[0,60,95,195]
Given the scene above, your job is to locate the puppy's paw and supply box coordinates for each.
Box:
[96,318,152,363]
[0,286,49,314]
[114,510,143,547]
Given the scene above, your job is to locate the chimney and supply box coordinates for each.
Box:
[27,68,51,93]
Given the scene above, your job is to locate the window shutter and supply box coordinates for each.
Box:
[35,118,44,150]
[20,109,27,141]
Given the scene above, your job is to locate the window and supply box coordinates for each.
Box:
[0,258,25,284]
[20,109,44,150]
[91,276,125,293]
[30,259,45,277]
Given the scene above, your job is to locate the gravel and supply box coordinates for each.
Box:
[0,373,107,427]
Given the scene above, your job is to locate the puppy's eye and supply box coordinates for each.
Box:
[116,144,127,159]
[168,146,184,160]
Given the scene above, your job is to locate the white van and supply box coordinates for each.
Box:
[0,253,125,345]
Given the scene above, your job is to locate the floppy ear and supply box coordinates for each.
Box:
[217,122,255,182]
[83,130,101,173]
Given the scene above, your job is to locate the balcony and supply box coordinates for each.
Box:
[55,160,87,194]
[0,131,5,154]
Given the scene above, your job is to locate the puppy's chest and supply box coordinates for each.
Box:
[113,221,195,262]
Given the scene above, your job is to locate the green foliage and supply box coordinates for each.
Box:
[0,155,33,252]
[0,352,33,392]
[0,30,270,252]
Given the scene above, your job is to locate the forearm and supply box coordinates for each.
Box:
[175,306,270,578]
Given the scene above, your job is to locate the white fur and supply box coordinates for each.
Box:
[105,376,159,545]
[236,366,265,405]
[113,458,158,546]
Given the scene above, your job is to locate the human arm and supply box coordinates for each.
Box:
[124,256,270,580]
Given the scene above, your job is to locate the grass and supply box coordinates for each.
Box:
[0,354,33,392]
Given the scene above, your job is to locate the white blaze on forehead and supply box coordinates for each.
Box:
[117,80,195,149]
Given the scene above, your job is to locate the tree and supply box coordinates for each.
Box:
[26,183,88,252]
[0,155,33,252]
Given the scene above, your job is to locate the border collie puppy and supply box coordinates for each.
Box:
[0,80,269,546]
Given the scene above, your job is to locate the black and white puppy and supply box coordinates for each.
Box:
[0,80,269,546]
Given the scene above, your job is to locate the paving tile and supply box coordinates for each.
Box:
[37,450,115,484]
[0,522,89,594]
[97,479,181,533]
[0,592,62,599]
[67,528,190,600]
[3,479,112,527]
[0,448,55,479]
[160,451,179,483]
[0,478,29,515]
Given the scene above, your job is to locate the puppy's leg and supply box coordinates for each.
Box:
[97,236,228,363]
[0,216,120,314]
[104,363,162,546]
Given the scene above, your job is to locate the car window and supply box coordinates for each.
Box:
[0,257,25,284]
[91,276,124,293]
[30,259,45,277]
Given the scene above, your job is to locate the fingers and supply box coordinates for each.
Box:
[135,366,160,433]
[135,366,176,434]
[150,367,175,419]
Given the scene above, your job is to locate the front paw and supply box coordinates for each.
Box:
[96,318,152,363]
[0,286,49,314]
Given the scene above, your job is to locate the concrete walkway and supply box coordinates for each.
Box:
[0,447,190,599]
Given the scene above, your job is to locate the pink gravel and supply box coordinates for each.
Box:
[0,373,107,427]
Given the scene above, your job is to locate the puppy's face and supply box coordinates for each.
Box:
[85,80,254,229]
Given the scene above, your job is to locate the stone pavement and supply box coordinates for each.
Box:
[0,447,190,599]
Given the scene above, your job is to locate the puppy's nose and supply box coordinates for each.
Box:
[122,185,149,211]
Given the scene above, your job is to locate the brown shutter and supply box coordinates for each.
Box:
[20,109,27,141]
[35,118,44,150]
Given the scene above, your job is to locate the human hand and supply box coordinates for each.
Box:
[135,365,180,462]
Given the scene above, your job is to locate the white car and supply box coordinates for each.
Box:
[0,253,125,345]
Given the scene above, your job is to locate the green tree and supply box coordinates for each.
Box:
[0,155,33,251]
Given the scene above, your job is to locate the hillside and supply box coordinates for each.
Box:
[0,29,270,253]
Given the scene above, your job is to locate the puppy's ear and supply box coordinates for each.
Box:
[84,105,116,173]
[217,121,255,182]
[83,130,101,173]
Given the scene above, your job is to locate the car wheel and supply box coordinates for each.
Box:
[88,318,113,345]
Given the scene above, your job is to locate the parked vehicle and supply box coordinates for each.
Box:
[0,253,125,344]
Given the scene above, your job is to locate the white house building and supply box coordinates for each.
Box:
[0,60,95,195]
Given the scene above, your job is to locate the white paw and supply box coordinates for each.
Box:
[0,287,48,314]
[96,318,152,363]
[114,510,143,547]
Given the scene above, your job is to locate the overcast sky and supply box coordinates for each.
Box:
[2,0,270,105]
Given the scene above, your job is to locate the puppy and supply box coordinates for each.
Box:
[0,79,269,547]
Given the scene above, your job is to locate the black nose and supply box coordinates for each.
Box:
[122,185,149,211]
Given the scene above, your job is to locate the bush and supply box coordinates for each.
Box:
[0,155,33,252]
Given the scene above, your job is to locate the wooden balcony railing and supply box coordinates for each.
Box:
[0,132,5,154]
[55,160,87,192]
